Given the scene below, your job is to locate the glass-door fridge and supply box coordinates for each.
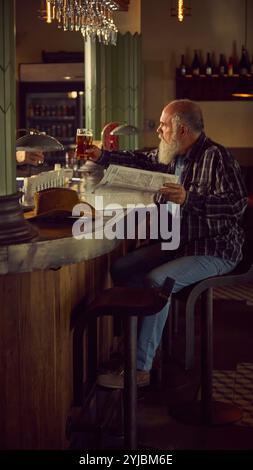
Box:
[19,63,84,161]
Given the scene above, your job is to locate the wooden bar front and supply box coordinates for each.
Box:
[0,222,125,449]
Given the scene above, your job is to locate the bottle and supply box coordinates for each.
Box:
[27,103,34,118]
[62,105,67,116]
[227,57,234,76]
[218,54,227,76]
[179,54,187,76]
[40,105,45,117]
[62,124,67,139]
[51,105,56,117]
[34,104,40,116]
[191,50,200,76]
[67,123,73,138]
[205,52,213,76]
[238,46,249,76]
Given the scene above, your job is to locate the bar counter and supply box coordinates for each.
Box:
[0,217,124,449]
[0,216,121,274]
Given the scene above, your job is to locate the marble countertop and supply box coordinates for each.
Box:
[0,214,122,275]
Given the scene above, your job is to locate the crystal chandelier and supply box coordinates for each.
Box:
[41,1,119,46]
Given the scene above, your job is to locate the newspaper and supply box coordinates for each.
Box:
[89,164,179,208]
[97,164,178,192]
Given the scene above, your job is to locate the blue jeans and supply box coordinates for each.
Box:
[110,243,237,371]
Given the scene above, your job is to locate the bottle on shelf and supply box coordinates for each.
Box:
[40,105,46,117]
[27,103,34,118]
[62,124,67,139]
[59,105,64,117]
[34,104,40,117]
[191,50,200,76]
[56,125,62,138]
[45,105,50,117]
[50,105,57,117]
[62,105,68,116]
[179,54,187,76]
[218,54,227,76]
[238,46,249,76]
[205,52,213,76]
[67,123,73,138]
[227,57,234,76]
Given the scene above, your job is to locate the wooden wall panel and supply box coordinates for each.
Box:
[0,274,21,448]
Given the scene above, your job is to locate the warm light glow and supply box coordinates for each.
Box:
[16,151,26,163]
[171,0,191,22]
[232,92,253,98]
[68,91,78,99]
[46,0,52,23]
[64,76,71,80]
[178,0,184,22]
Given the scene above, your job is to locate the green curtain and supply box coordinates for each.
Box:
[85,32,142,151]
[0,0,16,196]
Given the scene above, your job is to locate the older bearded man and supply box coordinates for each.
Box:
[86,99,248,388]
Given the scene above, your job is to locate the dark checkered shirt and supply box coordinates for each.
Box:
[98,133,248,262]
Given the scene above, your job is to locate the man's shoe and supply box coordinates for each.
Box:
[97,370,150,389]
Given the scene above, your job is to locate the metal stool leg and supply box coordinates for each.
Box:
[171,287,242,426]
[200,288,242,425]
[173,298,179,335]
[201,288,213,423]
[185,298,195,370]
[167,303,173,357]
[124,315,138,450]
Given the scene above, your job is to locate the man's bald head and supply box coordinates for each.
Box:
[163,99,204,134]
[157,99,204,164]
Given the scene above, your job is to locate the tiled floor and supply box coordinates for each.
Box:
[137,299,253,451]
[137,369,253,450]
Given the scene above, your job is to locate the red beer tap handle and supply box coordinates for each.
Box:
[101,122,119,151]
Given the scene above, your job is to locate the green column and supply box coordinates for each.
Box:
[84,38,101,140]
[84,33,142,150]
[0,0,16,196]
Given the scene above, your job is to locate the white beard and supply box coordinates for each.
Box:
[158,138,180,165]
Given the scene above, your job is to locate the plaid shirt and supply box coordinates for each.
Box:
[98,133,248,262]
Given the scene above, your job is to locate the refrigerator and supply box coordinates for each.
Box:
[19,63,84,161]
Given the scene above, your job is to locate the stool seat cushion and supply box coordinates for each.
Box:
[86,287,169,317]
[173,255,253,303]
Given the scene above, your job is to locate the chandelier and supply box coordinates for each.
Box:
[41,1,119,46]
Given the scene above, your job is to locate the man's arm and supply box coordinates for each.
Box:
[182,154,248,220]
[87,146,168,173]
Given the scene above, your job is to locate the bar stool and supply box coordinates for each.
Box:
[72,277,175,449]
[169,256,253,425]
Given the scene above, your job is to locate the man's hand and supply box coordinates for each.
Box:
[16,150,44,166]
[84,145,102,162]
[159,182,187,205]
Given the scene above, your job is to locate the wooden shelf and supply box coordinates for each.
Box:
[176,74,253,101]
[27,116,76,121]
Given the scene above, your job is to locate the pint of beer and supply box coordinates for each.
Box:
[76,128,93,160]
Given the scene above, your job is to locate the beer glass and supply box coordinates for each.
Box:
[75,128,93,161]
